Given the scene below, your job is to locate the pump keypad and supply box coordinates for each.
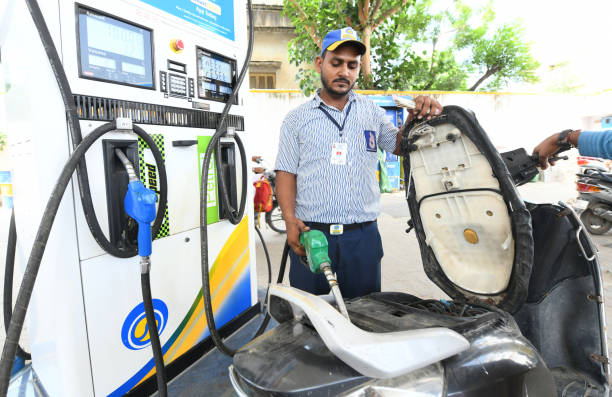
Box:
[169,74,187,97]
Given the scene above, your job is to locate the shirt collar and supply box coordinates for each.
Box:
[311,89,357,110]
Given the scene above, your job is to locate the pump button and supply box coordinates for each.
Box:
[160,71,168,93]
[171,39,184,53]
[188,78,195,97]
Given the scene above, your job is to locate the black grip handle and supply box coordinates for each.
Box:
[172,140,198,147]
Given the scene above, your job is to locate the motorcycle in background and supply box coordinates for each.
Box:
[252,157,286,234]
[575,168,612,235]
[577,156,611,173]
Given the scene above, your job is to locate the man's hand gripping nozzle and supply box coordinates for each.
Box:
[300,230,350,321]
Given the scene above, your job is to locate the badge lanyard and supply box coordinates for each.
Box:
[319,100,354,140]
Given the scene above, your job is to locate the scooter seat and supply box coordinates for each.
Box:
[400,106,534,313]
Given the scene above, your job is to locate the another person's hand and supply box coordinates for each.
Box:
[533,130,581,169]
[252,166,265,174]
[532,133,560,169]
[408,96,443,121]
[285,217,310,256]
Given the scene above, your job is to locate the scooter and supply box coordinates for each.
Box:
[576,169,612,235]
[229,107,609,396]
[578,156,611,173]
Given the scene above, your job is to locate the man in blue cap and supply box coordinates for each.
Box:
[274,27,442,298]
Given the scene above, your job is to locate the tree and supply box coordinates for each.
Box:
[0,132,6,152]
[467,23,539,91]
[282,0,539,93]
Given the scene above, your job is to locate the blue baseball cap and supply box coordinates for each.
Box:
[321,27,366,56]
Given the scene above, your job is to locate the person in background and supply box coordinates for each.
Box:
[251,155,266,183]
[534,129,612,167]
[274,27,442,299]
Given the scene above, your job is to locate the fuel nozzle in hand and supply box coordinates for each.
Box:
[300,230,350,321]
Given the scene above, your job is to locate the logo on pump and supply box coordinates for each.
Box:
[121,299,169,350]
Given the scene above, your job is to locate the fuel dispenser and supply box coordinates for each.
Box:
[1,0,258,395]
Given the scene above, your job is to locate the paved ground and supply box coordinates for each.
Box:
[1,181,612,382]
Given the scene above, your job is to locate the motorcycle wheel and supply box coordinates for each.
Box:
[265,203,286,234]
[580,204,612,235]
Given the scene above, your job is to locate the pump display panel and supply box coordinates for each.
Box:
[77,6,154,89]
[196,48,236,103]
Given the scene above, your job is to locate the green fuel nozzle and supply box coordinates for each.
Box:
[299,230,331,274]
[299,230,350,321]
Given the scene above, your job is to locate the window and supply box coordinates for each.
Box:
[249,73,276,89]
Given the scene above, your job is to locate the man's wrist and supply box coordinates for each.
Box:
[283,214,298,224]
[568,130,582,147]
[557,129,581,151]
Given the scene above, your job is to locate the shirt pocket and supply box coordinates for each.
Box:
[354,127,379,160]
[299,124,330,167]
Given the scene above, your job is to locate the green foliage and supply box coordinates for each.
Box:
[0,132,6,152]
[468,23,539,91]
[282,0,539,93]
[295,68,319,96]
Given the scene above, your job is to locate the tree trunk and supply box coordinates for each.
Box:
[469,66,498,91]
[360,26,373,89]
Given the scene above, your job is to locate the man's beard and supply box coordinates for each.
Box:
[321,72,355,97]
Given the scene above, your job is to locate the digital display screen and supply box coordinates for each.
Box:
[196,48,236,102]
[77,7,154,88]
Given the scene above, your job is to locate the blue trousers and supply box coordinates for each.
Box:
[289,221,383,299]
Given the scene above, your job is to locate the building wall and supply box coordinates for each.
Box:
[250,1,305,89]
[251,30,302,88]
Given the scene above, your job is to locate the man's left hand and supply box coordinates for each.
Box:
[408,95,443,121]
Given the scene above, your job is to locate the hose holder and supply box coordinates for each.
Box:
[115,117,133,131]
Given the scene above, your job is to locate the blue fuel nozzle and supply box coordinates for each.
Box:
[124,181,158,257]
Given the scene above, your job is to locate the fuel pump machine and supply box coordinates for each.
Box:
[2,0,257,395]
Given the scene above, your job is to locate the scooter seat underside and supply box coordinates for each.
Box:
[410,123,514,294]
[401,106,533,313]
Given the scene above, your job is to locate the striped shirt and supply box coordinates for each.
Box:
[275,90,398,223]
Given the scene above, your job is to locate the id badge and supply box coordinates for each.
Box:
[330,142,347,165]
[330,224,344,235]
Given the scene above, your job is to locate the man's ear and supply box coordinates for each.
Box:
[315,56,323,74]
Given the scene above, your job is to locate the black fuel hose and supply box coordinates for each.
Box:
[141,272,167,397]
[3,209,30,361]
[199,0,254,357]
[252,239,289,339]
[0,121,165,396]
[254,226,272,286]
[250,226,272,338]
[24,0,167,258]
[215,134,248,225]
